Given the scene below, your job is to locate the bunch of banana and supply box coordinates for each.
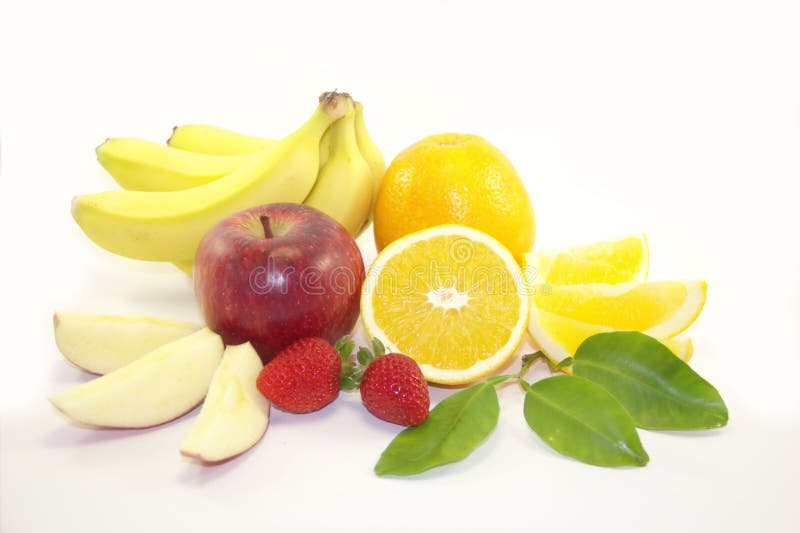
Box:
[75,91,386,273]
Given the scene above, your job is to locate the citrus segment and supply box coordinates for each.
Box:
[533,281,706,338]
[361,225,529,385]
[529,308,695,364]
[663,337,694,362]
[528,280,706,364]
[524,234,648,286]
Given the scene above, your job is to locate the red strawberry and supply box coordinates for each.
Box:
[360,353,430,426]
[256,337,341,414]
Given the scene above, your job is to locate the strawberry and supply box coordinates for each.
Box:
[360,352,430,426]
[256,337,341,414]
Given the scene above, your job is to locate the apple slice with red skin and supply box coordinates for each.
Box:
[50,328,223,429]
[53,312,200,375]
[194,203,365,363]
[181,342,270,464]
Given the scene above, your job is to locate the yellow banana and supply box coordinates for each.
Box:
[319,127,333,167]
[172,260,195,275]
[162,103,382,195]
[304,107,374,236]
[171,123,334,168]
[353,101,386,199]
[167,124,276,155]
[96,138,253,191]
[352,101,386,235]
[164,123,332,185]
[73,92,351,263]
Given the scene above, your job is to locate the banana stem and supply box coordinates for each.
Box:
[318,91,353,120]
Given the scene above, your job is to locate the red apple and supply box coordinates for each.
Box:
[194,203,365,363]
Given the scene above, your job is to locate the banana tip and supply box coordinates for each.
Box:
[70,196,81,220]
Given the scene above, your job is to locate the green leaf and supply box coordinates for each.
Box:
[357,347,374,366]
[372,338,386,358]
[374,376,507,476]
[573,332,728,430]
[522,376,648,467]
[555,357,573,370]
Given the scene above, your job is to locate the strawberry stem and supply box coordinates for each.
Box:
[372,338,386,358]
[336,337,388,391]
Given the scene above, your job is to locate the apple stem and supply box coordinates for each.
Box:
[260,215,273,239]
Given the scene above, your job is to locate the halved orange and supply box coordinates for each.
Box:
[361,225,529,385]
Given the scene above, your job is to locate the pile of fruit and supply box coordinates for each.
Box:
[51,90,727,473]
[75,92,383,274]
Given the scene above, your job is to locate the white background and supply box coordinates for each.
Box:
[1,1,799,532]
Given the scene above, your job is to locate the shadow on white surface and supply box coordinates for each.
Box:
[42,404,202,447]
[267,395,348,427]
[49,360,100,386]
[42,419,179,448]
[644,426,731,439]
[177,444,263,486]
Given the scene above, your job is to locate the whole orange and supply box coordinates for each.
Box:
[373,133,535,262]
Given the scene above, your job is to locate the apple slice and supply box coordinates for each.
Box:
[50,328,224,428]
[54,312,200,375]
[181,342,270,463]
